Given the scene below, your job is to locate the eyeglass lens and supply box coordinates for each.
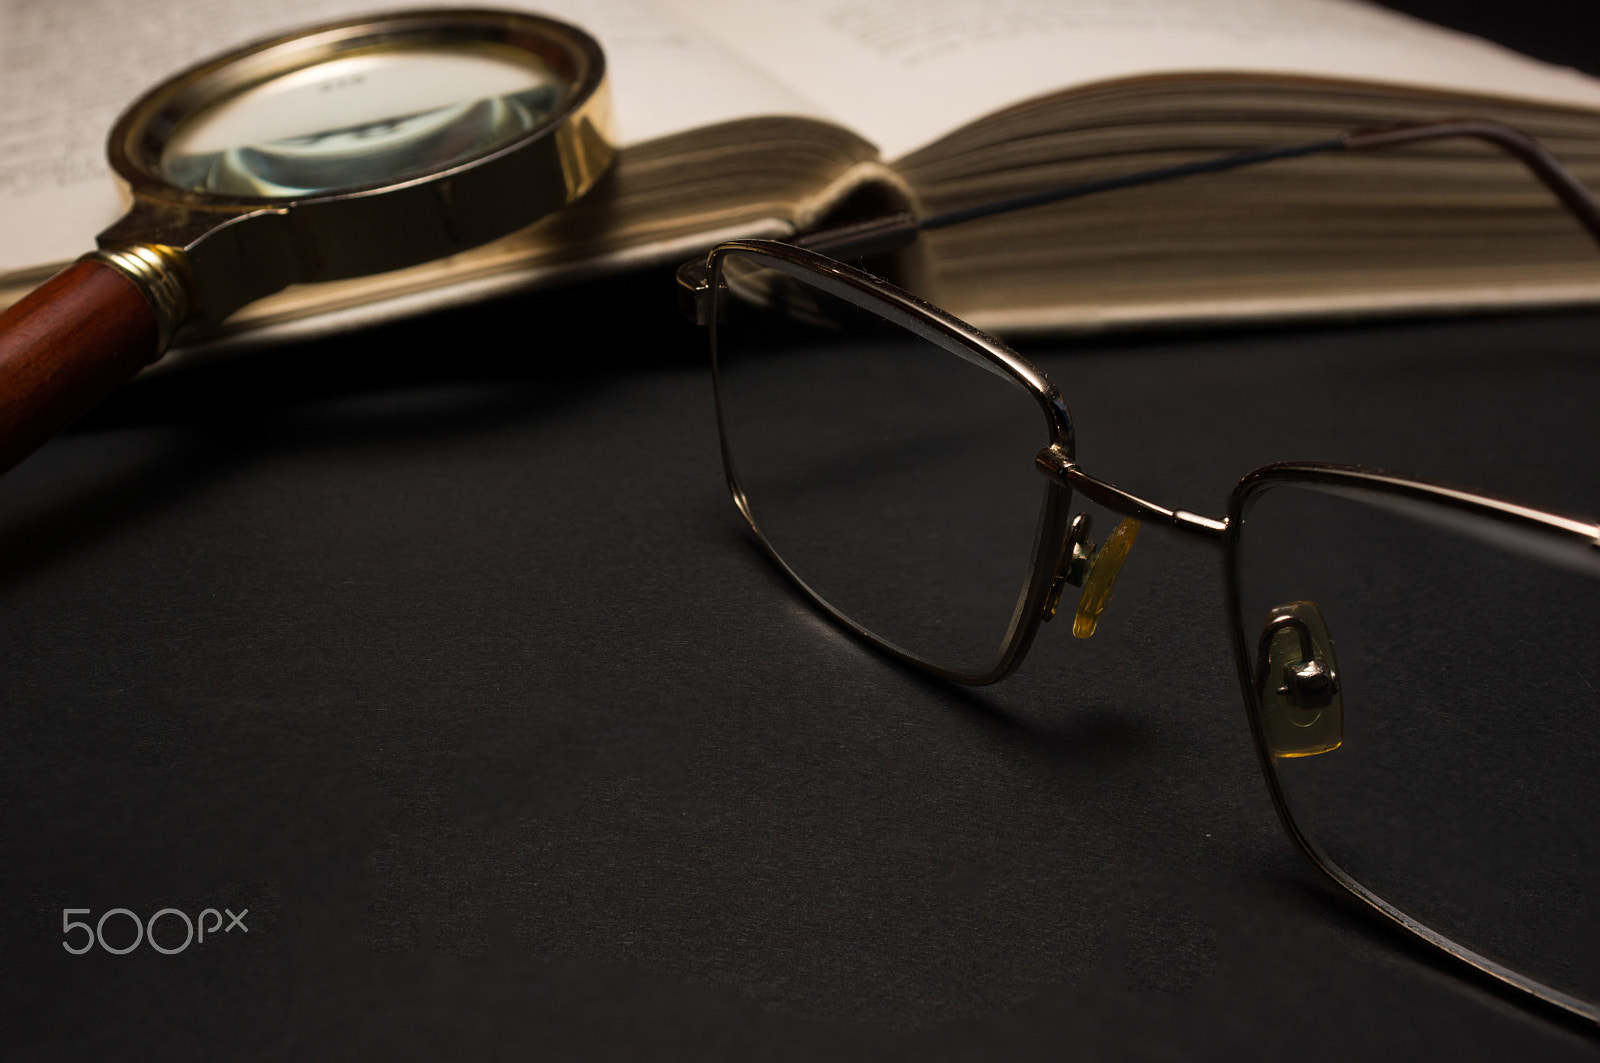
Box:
[711,244,1599,1014]
[711,250,1055,677]
[1233,479,1600,1008]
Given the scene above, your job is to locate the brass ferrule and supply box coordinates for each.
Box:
[87,243,193,354]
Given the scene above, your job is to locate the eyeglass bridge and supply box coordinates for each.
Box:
[1034,446,1227,539]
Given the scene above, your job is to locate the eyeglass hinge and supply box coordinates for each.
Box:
[676,258,713,325]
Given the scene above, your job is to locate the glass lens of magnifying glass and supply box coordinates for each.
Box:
[161,46,567,197]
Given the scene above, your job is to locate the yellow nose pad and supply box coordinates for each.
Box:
[1074,517,1139,638]
[1046,513,1140,638]
[1254,601,1343,757]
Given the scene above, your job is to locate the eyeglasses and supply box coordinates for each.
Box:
[676,120,1600,1027]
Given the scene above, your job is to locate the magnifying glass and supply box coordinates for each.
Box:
[0,8,612,474]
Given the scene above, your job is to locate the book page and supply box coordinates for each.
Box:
[0,0,825,278]
[654,0,1600,159]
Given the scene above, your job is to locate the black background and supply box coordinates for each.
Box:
[5,3,1600,1059]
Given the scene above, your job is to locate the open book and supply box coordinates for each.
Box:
[5,0,1600,346]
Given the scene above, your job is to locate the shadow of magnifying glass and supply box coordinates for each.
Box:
[0,265,700,595]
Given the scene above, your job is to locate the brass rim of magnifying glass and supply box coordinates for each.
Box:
[92,8,613,335]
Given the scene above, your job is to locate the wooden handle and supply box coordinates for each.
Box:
[0,257,162,475]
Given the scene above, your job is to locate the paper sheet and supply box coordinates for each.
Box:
[8,0,1600,283]
[655,0,1600,159]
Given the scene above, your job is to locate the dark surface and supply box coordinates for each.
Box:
[5,272,1599,1061]
[6,4,1600,1060]
[1378,0,1599,77]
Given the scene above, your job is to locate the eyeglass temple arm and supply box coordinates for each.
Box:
[677,119,1600,322]
[1343,120,1600,245]
[798,119,1600,259]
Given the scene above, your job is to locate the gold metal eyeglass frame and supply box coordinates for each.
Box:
[677,120,1600,1028]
